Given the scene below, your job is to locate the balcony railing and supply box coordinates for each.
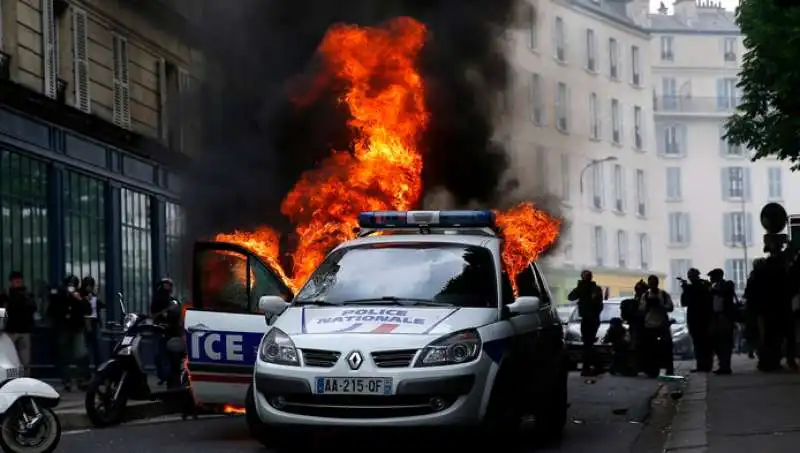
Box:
[653,95,741,114]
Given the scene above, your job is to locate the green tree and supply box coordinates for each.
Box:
[724,1,800,169]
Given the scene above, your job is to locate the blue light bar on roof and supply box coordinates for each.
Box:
[358,210,495,229]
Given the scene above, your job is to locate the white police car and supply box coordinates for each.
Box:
[246,210,568,446]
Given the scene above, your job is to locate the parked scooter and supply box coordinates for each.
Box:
[0,308,61,453]
[84,293,191,427]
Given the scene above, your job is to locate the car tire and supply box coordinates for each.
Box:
[245,384,287,449]
[533,357,568,442]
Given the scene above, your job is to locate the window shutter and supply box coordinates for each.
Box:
[601,228,607,263]
[72,9,90,113]
[720,168,730,200]
[157,58,168,141]
[656,124,665,155]
[743,167,752,200]
[42,0,58,99]
[112,35,131,129]
[716,79,725,110]
[590,226,598,262]
[724,259,733,281]
[723,213,732,246]
[684,213,692,243]
[678,124,687,156]
[619,102,625,144]
[745,212,753,245]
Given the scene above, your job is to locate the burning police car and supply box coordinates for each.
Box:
[246,210,567,445]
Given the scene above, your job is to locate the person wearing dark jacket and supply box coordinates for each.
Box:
[708,268,737,375]
[49,275,90,391]
[80,276,104,379]
[151,277,181,385]
[639,275,675,377]
[0,271,37,374]
[620,280,648,374]
[568,270,604,376]
[679,268,713,372]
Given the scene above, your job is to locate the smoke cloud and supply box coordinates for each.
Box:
[182,0,555,244]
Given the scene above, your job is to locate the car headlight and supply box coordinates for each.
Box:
[122,313,139,331]
[415,329,481,367]
[259,328,299,366]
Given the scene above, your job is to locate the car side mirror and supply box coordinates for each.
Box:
[504,296,540,318]
[259,296,290,323]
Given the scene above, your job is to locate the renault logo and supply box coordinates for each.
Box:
[347,351,363,370]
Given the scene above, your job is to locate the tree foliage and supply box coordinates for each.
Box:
[724,0,800,170]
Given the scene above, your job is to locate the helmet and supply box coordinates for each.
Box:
[81,276,96,287]
[156,277,174,292]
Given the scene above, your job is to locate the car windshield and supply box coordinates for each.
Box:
[569,303,621,323]
[294,243,498,308]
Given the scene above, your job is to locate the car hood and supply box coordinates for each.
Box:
[274,306,495,336]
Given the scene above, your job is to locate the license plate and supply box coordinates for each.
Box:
[315,377,393,395]
[120,336,134,346]
[4,368,22,379]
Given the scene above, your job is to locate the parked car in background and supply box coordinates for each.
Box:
[564,298,693,370]
[556,304,576,325]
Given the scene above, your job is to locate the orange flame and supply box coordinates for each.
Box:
[223,405,246,414]
[209,18,560,295]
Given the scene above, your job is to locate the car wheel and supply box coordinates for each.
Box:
[245,385,287,449]
[533,359,568,442]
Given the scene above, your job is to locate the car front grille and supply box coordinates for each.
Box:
[268,394,455,418]
[301,349,340,368]
[371,349,417,368]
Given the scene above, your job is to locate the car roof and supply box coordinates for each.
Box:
[331,232,496,253]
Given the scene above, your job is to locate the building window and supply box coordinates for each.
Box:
[611,98,621,144]
[555,82,569,132]
[593,226,606,267]
[721,167,750,200]
[613,164,625,213]
[716,78,739,111]
[554,17,566,62]
[589,92,600,139]
[586,29,596,72]
[561,154,571,202]
[528,4,538,50]
[112,35,132,129]
[591,163,604,210]
[668,212,691,246]
[638,233,651,270]
[768,167,783,200]
[165,201,186,299]
[633,106,643,150]
[609,38,619,80]
[660,124,685,156]
[0,151,49,315]
[661,36,674,61]
[64,171,106,297]
[723,37,737,62]
[724,259,748,293]
[563,228,573,262]
[617,230,628,268]
[666,167,682,201]
[723,212,753,247]
[530,73,543,125]
[635,169,647,217]
[631,45,641,86]
[662,77,677,109]
[120,188,152,313]
[669,259,692,293]
[42,0,59,100]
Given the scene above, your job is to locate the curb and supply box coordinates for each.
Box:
[663,373,709,453]
[58,402,178,431]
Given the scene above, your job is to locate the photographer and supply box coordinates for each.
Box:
[639,275,675,377]
[568,270,604,376]
[679,268,713,372]
[708,268,737,375]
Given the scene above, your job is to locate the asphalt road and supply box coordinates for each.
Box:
[59,372,667,453]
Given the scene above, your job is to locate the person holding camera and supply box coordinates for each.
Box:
[568,270,604,377]
[679,268,713,372]
[639,275,675,377]
[708,268,737,375]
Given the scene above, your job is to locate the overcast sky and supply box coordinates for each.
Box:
[649,0,739,12]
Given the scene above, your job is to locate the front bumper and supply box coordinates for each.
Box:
[252,356,493,427]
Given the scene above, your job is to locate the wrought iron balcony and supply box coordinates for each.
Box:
[653,95,741,114]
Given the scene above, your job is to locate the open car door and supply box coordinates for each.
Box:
[185,241,293,407]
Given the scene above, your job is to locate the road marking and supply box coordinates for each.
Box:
[64,429,91,436]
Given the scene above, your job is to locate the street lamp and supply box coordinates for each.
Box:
[579,156,618,194]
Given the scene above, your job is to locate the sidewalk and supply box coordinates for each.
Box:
[664,355,800,453]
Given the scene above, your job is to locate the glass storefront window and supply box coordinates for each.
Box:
[120,188,152,313]
[64,171,106,299]
[0,150,50,317]
[165,201,186,300]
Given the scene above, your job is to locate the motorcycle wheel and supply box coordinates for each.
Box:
[84,363,129,428]
[0,401,61,453]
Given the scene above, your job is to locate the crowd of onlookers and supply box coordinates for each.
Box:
[0,271,104,391]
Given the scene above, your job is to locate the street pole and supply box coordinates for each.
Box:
[741,195,749,276]
[578,156,618,194]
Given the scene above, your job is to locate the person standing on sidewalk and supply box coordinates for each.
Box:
[568,270,604,377]
[80,276,104,380]
[708,268,737,375]
[49,275,90,391]
[0,271,37,375]
[620,280,648,374]
[679,268,713,372]
[639,275,675,377]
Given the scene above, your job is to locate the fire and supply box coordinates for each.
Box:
[211,18,561,293]
[223,405,246,415]
[495,202,561,295]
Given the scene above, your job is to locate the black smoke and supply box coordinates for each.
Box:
[182,0,526,242]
